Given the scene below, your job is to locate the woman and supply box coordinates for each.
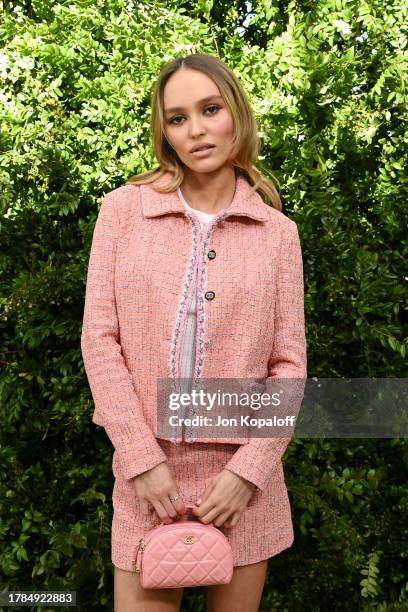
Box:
[81,53,307,612]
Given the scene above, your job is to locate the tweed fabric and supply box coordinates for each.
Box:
[111,438,294,571]
[81,169,306,567]
[81,170,306,567]
[81,171,306,485]
[175,187,215,418]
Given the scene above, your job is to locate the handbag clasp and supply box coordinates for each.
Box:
[183,534,196,544]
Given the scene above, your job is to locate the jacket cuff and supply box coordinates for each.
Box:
[112,429,168,480]
[223,438,290,491]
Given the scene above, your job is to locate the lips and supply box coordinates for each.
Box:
[190,144,215,153]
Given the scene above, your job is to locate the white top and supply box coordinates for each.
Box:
[177,186,216,225]
[176,187,215,395]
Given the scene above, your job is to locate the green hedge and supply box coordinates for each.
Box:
[1,0,407,610]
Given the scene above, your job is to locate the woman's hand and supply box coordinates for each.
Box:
[192,469,257,528]
[131,461,186,524]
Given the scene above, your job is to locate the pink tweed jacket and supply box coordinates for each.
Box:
[80,170,307,491]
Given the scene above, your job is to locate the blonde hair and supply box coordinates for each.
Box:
[126,53,282,211]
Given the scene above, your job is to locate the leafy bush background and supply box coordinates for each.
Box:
[1,0,407,610]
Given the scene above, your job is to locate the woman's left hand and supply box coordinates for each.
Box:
[192,469,258,528]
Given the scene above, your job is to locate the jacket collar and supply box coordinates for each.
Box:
[139,171,268,222]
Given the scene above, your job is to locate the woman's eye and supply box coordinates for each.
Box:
[168,115,182,125]
[169,106,220,125]
[205,105,219,115]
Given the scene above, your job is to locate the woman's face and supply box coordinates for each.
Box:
[163,68,235,173]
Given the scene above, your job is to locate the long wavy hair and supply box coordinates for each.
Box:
[126,53,282,211]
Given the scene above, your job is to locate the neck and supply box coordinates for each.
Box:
[180,166,237,214]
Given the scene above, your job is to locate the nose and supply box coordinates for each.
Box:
[188,115,205,137]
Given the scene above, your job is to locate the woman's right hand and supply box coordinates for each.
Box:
[131,461,186,524]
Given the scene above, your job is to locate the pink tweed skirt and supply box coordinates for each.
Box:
[111,438,294,572]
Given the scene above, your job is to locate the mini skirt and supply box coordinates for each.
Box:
[111,438,294,572]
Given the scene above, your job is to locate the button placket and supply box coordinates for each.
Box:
[183,211,225,442]
[204,250,215,351]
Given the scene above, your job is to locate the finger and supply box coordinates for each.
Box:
[213,510,233,528]
[223,511,238,528]
[199,478,216,504]
[193,495,218,520]
[152,500,173,524]
[193,480,215,513]
[169,492,186,515]
[162,495,179,520]
[197,504,225,525]
[139,499,151,515]
[225,511,241,528]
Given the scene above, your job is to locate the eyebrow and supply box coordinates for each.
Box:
[164,95,224,115]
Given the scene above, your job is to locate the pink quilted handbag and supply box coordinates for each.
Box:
[135,504,233,588]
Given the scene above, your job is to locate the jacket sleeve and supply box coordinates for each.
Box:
[224,219,307,491]
[80,189,168,480]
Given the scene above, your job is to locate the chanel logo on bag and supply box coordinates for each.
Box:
[183,534,196,544]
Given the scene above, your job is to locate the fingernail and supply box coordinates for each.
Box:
[196,498,202,505]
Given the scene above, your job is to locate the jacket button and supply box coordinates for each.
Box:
[208,250,216,260]
[205,291,215,301]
